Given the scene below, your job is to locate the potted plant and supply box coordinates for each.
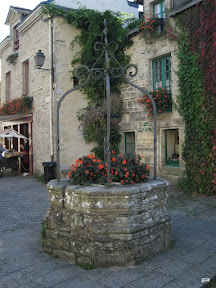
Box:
[6,53,18,65]
[103,94,125,126]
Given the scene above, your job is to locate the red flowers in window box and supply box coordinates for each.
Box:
[137,87,172,116]
[139,16,164,40]
[0,96,33,116]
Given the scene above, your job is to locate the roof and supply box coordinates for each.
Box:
[5,6,32,25]
[8,6,32,14]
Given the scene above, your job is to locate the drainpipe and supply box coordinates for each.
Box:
[49,17,54,162]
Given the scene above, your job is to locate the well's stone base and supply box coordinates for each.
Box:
[43,178,172,268]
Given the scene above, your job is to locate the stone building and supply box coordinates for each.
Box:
[119,0,203,183]
[0,0,202,181]
[0,0,140,176]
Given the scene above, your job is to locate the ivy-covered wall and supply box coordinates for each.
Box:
[43,4,135,159]
[176,0,216,195]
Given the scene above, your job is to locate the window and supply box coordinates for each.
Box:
[14,27,19,51]
[23,60,29,95]
[153,0,165,19]
[153,55,171,93]
[125,132,135,155]
[6,72,11,101]
[165,129,179,167]
[153,0,165,31]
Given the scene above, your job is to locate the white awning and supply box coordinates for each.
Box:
[0,128,28,139]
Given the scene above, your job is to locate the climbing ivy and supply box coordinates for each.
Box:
[43,4,136,159]
[176,0,216,195]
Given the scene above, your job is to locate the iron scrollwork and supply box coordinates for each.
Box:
[57,18,157,183]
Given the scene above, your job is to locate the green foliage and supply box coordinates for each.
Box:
[6,53,18,65]
[41,220,48,245]
[77,95,124,158]
[176,0,216,195]
[75,260,95,270]
[43,4,133,159]
[35,173,45,183]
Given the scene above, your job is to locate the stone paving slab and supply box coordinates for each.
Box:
[0,176,216,288]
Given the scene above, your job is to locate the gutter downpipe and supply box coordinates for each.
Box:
[49,16,54,162]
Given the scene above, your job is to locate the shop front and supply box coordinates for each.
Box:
[0,114,33,175]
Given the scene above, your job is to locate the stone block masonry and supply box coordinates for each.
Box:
[43,178,172,268]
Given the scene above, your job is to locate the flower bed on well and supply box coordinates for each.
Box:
[68,152,149,185]
[137,87,172,116]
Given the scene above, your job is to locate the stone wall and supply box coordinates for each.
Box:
[52,18,94,171]
[43,178,172,268]
[0,18,51,174]
[0,14,94,175]
[119,0,185,182]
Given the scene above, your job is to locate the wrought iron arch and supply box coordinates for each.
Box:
[56,19,157,184]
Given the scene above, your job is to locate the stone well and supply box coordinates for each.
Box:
[43,178,172,268]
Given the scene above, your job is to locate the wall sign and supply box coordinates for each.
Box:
[137,122,154,149]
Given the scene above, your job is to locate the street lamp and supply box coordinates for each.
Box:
[34,50,52,72]
[34,50,46,69]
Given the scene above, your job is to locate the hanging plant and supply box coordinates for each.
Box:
[77,94,125,144]
[137,87,172,115]
[6,53,18,65]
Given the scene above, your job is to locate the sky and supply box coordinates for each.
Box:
[0,0,43,43]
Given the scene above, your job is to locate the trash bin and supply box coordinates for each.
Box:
[42,162,56,184]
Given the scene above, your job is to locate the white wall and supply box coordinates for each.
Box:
[52,0,139,17]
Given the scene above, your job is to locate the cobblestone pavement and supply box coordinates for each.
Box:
[0,176,216,288]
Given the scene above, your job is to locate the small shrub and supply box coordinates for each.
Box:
[110,152,149,184]
[35,174,44,183]
[68,154,107,185]
[41,220,48,245]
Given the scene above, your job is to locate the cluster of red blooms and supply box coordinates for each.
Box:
[137,87,171,116]
[68,152,149,185]
[0,96,32,116]
[139,16,161,38]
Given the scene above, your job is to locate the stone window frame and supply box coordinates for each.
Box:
[22,59,29,96]
[160,127,180,168]
[152,54,171,92]
[153,0,165,18]
[6,71,11,102]
[125,131,136,155]
[13,25,19,52]
[153,0,165,31]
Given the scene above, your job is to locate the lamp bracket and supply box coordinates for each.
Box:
[34,66,52,73]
